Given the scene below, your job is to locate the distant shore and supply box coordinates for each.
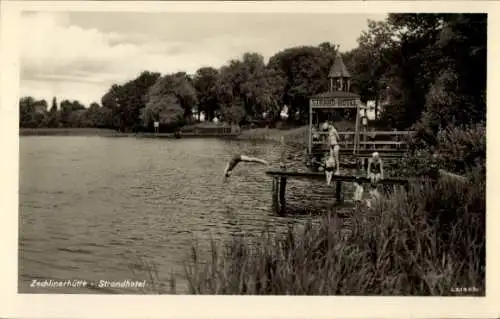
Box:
[18,126,309,144]
[19,127,240,138]
[20,128,126,137]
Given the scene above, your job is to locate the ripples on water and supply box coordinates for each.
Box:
[21,136,353,294]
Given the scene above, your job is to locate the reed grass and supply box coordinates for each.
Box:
[183,171,485,295]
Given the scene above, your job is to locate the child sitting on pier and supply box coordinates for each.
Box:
[324,148,337,185]
[353,162,365,208]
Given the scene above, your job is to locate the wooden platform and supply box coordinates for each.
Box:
[344,149,406,156]
[312,146,408,154]
[266,171,409,184]
[266,170,409,216]
[309,150,407,160]
[313,140,409,147]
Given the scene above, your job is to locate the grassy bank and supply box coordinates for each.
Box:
[183,171,485,295]
[235,120,358,145]
[236,126,307,145]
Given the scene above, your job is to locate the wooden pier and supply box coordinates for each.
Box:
[266,170,409,216]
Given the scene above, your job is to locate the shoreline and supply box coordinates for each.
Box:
[19,127,240,138]
[18,127,306,142]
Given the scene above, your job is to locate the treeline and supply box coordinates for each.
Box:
[19,97,112,129]
[343,14,486,133]
[20,13,486,136]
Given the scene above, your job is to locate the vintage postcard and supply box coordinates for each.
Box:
[1,1,498,318]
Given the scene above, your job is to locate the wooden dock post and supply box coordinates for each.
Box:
[272,177,277,213]
[279,176,287,215]
[271,176,287,216]
[335,181,343,203]
[266,170,410,213]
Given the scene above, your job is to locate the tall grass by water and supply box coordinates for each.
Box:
[182,171,485,295]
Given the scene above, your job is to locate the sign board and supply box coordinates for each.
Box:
[154,121,159,128]
[310,98,359,108]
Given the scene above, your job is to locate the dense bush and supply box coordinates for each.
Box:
[435,123,485,174]
[399,123,485,177]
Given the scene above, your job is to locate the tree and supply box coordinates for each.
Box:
[240,53,286,121]
[216,52,286,125]
[386,14,448,128]
[433,14,486,124]
[262,65,287,124]
[343,13,486,132]
[81,102,102,128]
[193,67,220,122]
[347,20,396,118]
[96,106,114,128]
[68,109,88,128]
[267,45,335,122]
[101,71,161,132]
[19,96,36,127]
[58,99,85,127]
[45,96,60,128]
[142,94,184,129]
[371,71,408,129]
[19,97,48,128]
[217,96,246,125]
[121,71,162,131]
[142,72,197,130]
[386,14,486,132]
[101,84,124,130]
[169,72,197,121]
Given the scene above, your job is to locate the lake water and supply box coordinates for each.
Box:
[19,136,343,294]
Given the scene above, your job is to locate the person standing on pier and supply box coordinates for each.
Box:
[223,154,269,178]
[310,146,337,185]
[367,152,384,203]
[327,123,341,175]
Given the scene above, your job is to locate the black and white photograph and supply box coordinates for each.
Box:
[1,0,497,317]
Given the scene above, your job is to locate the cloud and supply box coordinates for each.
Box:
[21,79,106,105]
[19,12,386,105]
[20,12,247,104]
[21,13,141,83]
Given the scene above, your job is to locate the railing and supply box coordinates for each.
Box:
[311,130,414,153]
[341,131,415,136]
[313,131,415,137]
[313,140,408,148]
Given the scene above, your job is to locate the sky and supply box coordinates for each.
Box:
[20,11,387,106]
